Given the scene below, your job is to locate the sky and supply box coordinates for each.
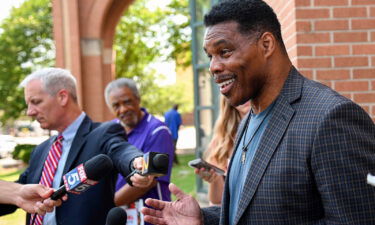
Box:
[145,0,177,85]
[0,0,24,22]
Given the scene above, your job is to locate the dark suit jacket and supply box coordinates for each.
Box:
[202,67,375,224]
[0,115,142,225]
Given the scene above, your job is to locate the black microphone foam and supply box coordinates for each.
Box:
[142,152,169,176]
[153,153,169,171]
[84,154,113,180]
[106,207,127,225]
[125,152,169,186]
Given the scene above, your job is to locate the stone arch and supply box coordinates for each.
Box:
[52,0,135,121]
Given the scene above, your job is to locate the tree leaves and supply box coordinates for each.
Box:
[0,0,54,124]
[114,0,192,115]
[0,0,193,124]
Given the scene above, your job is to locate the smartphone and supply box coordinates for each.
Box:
[188,158,225,176]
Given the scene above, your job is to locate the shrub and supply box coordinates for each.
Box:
[12,144,35,164]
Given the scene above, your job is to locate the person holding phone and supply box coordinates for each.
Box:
[195,97,249,205]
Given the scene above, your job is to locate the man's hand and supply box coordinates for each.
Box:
[132,156,144,171]
[16,184,65,214]
[141,183,202,225]
[131,157,155,188]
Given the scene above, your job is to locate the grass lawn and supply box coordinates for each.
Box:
[0,153,197,224]
[170,153,197,199]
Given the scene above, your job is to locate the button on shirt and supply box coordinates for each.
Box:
[43,112,86,225]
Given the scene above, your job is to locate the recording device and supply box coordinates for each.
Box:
[125,152,169,186]
[188,158,225,176]
[141,152,169,176]
[106,207,127,225]
[50,154,113,200]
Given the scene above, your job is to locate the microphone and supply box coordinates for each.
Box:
[106,207,127,225]
[125,152,169,186]
[142,152,169,176]
[50,154,113,200]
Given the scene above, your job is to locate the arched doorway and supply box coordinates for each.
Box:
[52,0,135,121]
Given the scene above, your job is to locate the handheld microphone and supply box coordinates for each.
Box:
[125,152,169,186]
[50,154,113,200]
[106,207,127,225]
[142,152,169,176]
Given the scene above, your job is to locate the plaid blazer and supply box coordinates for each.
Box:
[202,67,375,225]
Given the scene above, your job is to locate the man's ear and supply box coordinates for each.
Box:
[57,89,69,106]
[259,32,276,59]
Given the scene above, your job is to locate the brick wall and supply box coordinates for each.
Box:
[266,0,375,121]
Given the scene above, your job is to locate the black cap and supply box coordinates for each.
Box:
[153,153,169,171]
[106,207,127,225]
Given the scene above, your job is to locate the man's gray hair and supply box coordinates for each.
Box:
[20,68,78,102]
[104,78,140,107]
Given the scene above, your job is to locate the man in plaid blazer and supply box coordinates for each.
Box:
[142,0,375,224]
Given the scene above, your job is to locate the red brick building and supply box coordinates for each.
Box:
[52,0,375,121]
[266,0,375,121]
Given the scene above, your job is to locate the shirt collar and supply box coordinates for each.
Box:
[61,112,86,141]
[128,108,149,135]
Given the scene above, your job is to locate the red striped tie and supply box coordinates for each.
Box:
[31,135,63,225]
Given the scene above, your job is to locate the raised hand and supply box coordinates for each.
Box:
[16,183,65,214]
[141,183,202,225]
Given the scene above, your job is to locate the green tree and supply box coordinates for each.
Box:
[114,0,193,115]
[0,0,54,124]
[0,0,192,122]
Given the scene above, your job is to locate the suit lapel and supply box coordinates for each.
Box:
[233,67,303,224]
[62,116,93,176]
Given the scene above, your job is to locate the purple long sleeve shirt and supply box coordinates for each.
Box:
[115,108,175,202]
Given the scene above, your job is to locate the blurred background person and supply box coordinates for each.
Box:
[196,97,250,205]
[105,78,174,225]
[164,104,182,164]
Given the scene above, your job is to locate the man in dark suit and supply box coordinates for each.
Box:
[142,0,375,224]
[0,68,153,225]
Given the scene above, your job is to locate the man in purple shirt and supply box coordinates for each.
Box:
[104,78,174,221]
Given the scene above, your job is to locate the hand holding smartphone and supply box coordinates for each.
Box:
[188,158,225,176]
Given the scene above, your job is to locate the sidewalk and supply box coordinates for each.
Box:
[176,126,196,155]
